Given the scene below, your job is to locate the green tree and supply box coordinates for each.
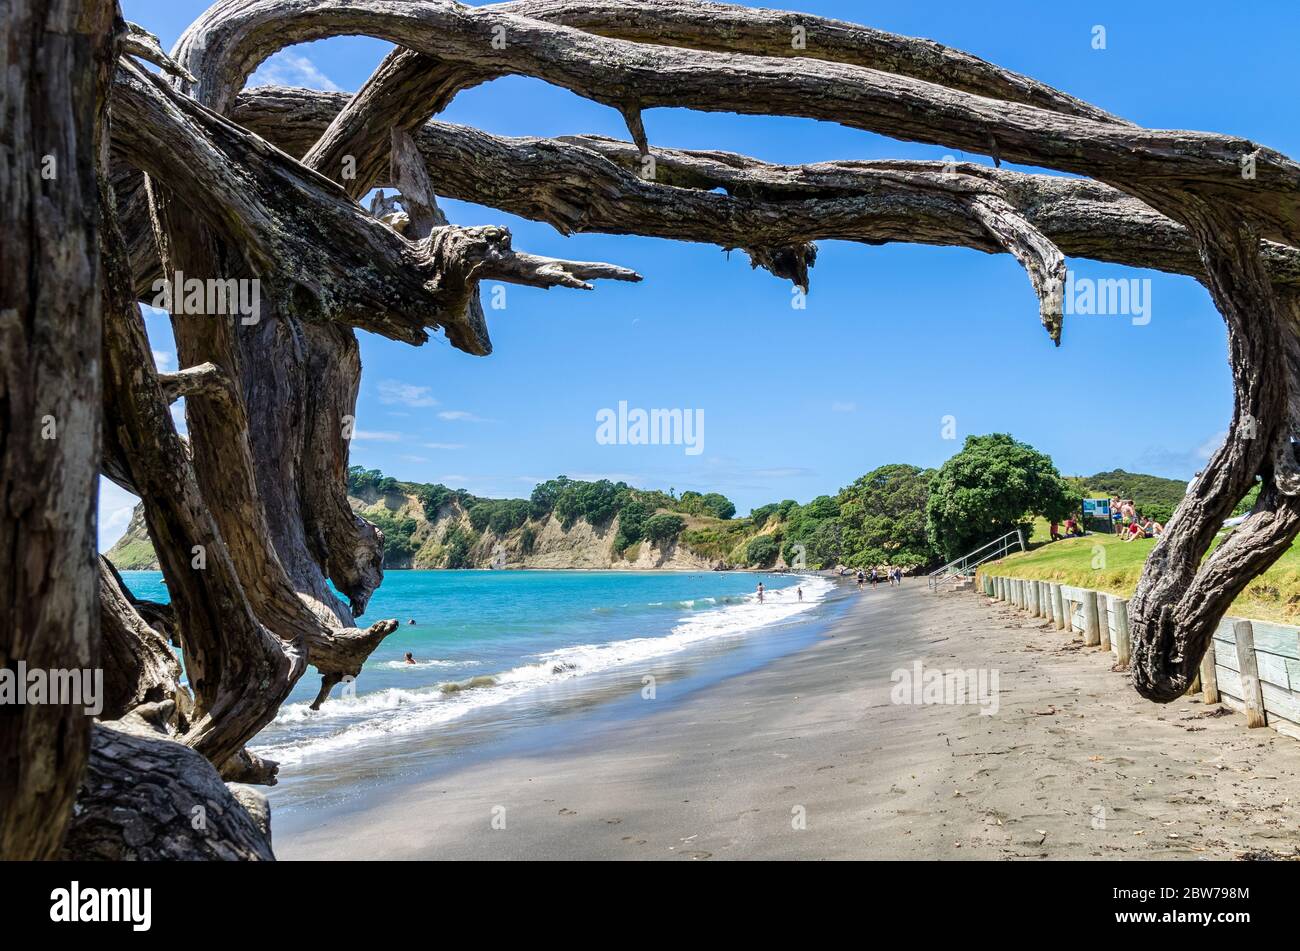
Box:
[613,499,652,552]
[838,464,935,567]
[442,526,474,568]
[416,483,453,520]
[926,434,1073,560]
[529,476,571,520]
[643,513,686,545]
[678,491,736,520]
[488,499,530,534]
[745,534,780,567]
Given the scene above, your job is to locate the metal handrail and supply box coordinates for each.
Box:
[927,528,1026,590]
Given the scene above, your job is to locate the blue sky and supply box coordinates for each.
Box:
[102,0,1300,548]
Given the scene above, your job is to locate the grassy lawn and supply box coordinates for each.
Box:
[983,533,1300,625]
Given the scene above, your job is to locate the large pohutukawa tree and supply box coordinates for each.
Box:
[4,0,1298,859]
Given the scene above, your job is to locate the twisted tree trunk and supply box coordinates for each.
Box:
[0,0,116,860]
[7,0,1299,862]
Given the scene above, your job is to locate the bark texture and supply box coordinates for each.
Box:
[0,0,116,861]
[61,712,275,861]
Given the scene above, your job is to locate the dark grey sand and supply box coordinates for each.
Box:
[279,583,1300,860]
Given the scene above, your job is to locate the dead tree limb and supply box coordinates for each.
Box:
[0,0,116,860]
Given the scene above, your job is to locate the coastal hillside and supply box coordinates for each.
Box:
[107,460,945,573]
[108,470,792,572]
[106,450,1195,575]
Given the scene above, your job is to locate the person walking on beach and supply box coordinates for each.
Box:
[797,586,803,601]
[870,567,878,590]
[856,570,865,591]
[756,581,765,604]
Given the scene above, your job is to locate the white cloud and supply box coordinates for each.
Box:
[438,410,489,422]
[831,401,857,413]
[378,380,438,408]
[247,52,342,92]
[353,430,403,442]
[98,477,140,552]
[153,349,175,372]
[422,442,465,450]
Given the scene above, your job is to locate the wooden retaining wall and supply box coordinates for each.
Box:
[977,572,1300,743]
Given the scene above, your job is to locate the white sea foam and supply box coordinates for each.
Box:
[252,575,833,766]
[376,658,481,671]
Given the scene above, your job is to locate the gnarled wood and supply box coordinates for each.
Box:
[0,0,115,861]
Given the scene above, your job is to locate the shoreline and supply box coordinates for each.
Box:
[278,582,1300,860]
[264,571,849,828]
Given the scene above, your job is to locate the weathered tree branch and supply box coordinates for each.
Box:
[61,713,275,861]
[174,0,1300,247]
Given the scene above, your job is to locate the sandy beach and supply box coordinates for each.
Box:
[279,581,1300,860]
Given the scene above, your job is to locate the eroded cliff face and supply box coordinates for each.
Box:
[353,489,715,570]
[107,489,716,572]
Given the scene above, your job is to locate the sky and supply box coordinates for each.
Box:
[102,0,1300,549]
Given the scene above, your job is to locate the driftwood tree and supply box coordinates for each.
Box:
[4,0,1299,859]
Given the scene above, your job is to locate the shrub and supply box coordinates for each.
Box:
[643,513,686,545]
[417,483,453,520]
[465,503,490,533]
[442,526,474,569]
[488,499,530,534]
[745,534,779,567]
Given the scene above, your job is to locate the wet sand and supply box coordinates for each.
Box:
[279,582,1300,860]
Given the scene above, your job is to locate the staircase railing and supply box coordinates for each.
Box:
[927,528,1026,590]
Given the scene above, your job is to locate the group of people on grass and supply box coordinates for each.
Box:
[1049,496,1164,543]
[1109,496,1165,542]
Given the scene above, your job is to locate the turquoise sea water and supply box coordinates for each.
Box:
[120,569,839,809]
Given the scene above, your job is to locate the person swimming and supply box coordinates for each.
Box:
[404,652,416,665]
[407,619,416,625]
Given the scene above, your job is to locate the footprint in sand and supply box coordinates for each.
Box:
[558,807,577,816]
[604,818,623,824]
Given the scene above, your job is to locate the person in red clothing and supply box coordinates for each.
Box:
[1050,521,1062,541]
[1122,520,1143,542]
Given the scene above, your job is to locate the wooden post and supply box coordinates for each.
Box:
[1098,595,1111,652]
[1233,620,1268,728]
[1199,641,1219,704]
[1051,583,1065,631]
[1081,590,1101,647]
[1028,579,1039,616]
[1011,579,1020,608]
[1110,597,1131,668]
